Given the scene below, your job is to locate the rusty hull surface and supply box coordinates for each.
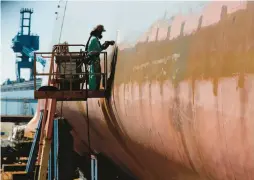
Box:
[25,2,254,180]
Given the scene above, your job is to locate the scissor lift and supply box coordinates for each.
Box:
[32,44,107,180]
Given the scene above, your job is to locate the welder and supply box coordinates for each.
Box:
[85,24,115,90]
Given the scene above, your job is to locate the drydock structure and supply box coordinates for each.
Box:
[2,1,254,180]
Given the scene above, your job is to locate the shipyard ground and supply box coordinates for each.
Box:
[1,151,136,180]
[1,119,137,180]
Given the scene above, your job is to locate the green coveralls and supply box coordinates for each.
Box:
[87,36,102,90]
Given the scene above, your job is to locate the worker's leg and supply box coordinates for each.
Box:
[89,64,98,90]
[89,62,101,90]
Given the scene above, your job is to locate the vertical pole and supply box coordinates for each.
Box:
[46,99,57,138]
[91,157,94,180]
[19,10,22,34]
[91,155,98,180]
[47,120,55,180]
[28,12,31,36]
[34,54,36,89]
[70,53,73,92]
[95,156,98,180]
[54,119,59,180]
[21,12,24,35]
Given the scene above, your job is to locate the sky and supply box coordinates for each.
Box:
[1,0,206,84]
[56,1,206,44]
[1,1,58,83]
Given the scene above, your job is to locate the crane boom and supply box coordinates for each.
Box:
[22,47,46,67]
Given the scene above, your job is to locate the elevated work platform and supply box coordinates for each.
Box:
[33,43,108,101]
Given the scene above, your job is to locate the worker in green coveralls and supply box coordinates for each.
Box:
[85,25,115,90]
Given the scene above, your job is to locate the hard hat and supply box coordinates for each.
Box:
[93,24,106,32]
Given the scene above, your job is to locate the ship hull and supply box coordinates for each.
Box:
[27,76,254,180]
[25,1,254,180]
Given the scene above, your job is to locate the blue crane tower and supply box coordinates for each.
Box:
[11,8,46,82]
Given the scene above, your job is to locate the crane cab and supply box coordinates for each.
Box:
[33,44,108,101]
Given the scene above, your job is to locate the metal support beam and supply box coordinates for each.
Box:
[26,112,43,174]
[38,138,51,180]
[48,142,54,180]
[54,119,59,180]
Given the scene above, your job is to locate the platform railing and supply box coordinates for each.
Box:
[33,44,108,100]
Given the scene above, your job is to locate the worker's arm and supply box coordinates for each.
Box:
[87,37,102,58]
[88,37,102,52]
[87,37,115,56]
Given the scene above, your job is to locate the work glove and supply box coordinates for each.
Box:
[109,41,115,45]
[105,41,115,46]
